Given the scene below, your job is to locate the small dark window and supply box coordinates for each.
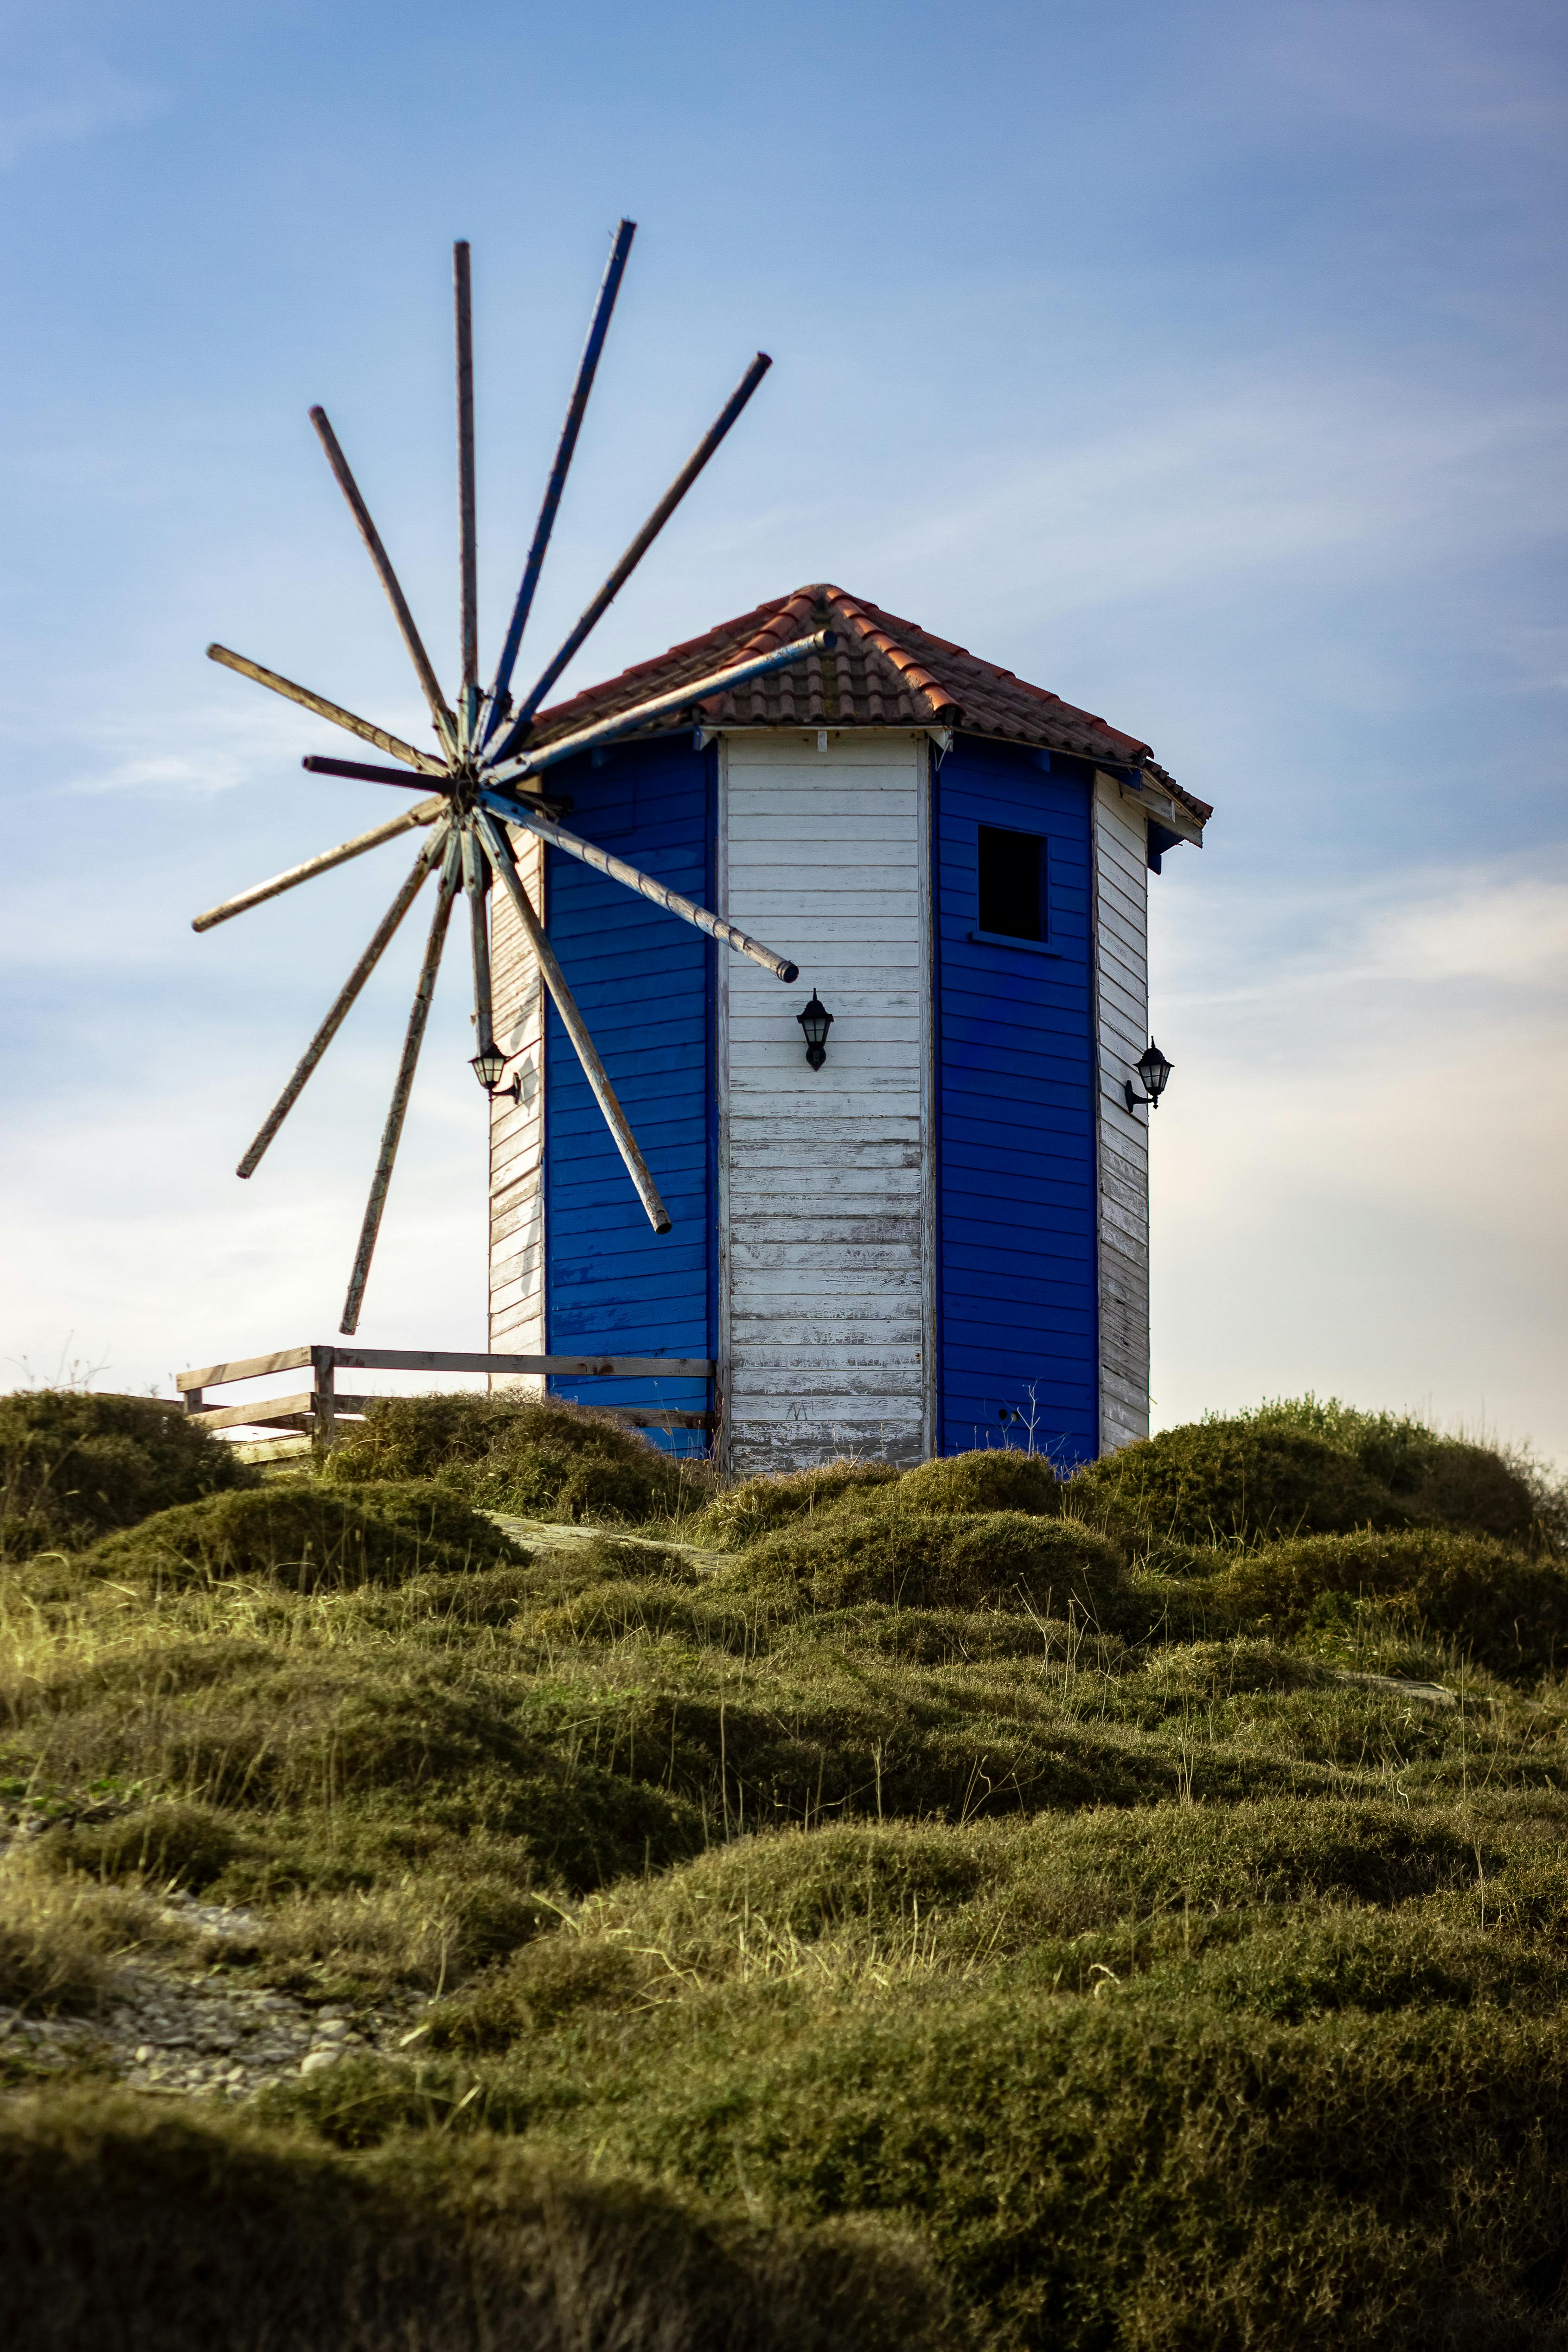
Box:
[977,825,1047,941]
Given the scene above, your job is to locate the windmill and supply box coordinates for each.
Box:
[195,224,829,1335]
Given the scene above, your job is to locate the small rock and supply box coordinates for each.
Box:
[300,2049,339,2077]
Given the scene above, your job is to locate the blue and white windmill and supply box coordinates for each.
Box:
[483,587,1209,1476]
[198,228,1211,1476]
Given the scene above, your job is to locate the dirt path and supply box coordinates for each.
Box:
[485,1515,731,1575]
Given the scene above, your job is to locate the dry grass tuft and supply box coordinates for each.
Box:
[0,1847,198,2013]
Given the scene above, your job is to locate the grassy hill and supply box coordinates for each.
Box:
[2,1387,1567,2350]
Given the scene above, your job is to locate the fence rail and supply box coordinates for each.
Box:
[177,1344,716,1446]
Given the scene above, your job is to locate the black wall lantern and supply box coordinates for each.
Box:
[796,990,833,1070]
[1124,1039,1173,1114]
[471,1046,521,1104]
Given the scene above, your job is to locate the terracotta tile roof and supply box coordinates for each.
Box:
[526,583,1210,824]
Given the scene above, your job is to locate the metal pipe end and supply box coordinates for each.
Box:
[780,961,800,984]
[654,1214,673,1235]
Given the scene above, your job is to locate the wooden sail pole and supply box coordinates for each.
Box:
[205,644,448,775]
[454,241,479,719]
[192,796,446,933]
[461,824,495,1066]
[309,406,460,762]
[480,218,636,750]
[236,819,451,1178]
[489,352,772,761]
[339,831,464,1333]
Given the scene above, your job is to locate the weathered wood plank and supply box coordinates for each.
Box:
[729,1345,925,1371]
[732,1393,924,1425]
[730,938,922,970]
[730,993,921,1023]
[727,890,919,922]
[327,1349,714,1377]
[1096,924,1149,988]
[728,833,916,867]
[727,798,922,827]
[733,1217,920,1247]
[1094,771,1149,1451]
[178,1346,312,1392]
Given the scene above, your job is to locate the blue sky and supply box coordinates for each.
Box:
[2,0,1565,1456]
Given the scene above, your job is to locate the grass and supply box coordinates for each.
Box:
[1,1386,1567,2347]
[0,2089,947,2352]
[0,1845,200,2013]
[0,1387,253,1559]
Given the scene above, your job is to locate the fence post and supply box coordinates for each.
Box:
[311,1347,339,1450]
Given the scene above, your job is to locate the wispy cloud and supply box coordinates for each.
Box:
[48,691,313,803]
[1161,857,1568,1002]
[0,48,167,171]
[1150,855,1568,1456]
[878,375,1568,629]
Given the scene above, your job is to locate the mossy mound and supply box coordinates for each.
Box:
[735,1505,1125,1616]
[1198,1527,1568,1677]
[36,1800,245,1895]
[1070,1421,1410,1545]
[0,2094,942,2352]
[1240,1395,1551,1546]
[0,1389,253,1560]
[1075,1404,1556,1554]
[322,1391,704,1524]
[82,1482,522,1593]
[691,1459,900,1549]
[895,1450,1064,1517]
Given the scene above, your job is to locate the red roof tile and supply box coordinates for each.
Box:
[526,584,1210,824]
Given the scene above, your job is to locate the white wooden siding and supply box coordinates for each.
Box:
[487,824,545,1387]
[719,732,933,1475]
[1093,773,1151,1451]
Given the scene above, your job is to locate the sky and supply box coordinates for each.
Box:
[1,0,1564,1458]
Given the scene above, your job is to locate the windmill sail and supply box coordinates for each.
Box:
[201,231,795,1324]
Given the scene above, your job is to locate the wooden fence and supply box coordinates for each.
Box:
[176,1344,715,1450]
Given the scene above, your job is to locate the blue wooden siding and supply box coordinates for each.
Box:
[543,733,713,1455]
[935,739,1099,1464]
